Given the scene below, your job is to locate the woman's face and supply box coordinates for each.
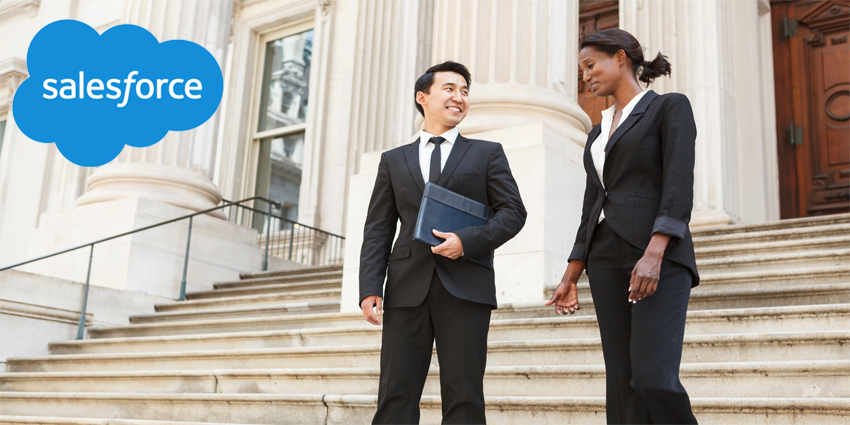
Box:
[579,46,628,97]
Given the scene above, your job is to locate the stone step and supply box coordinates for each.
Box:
[213,270,343,290]
[694,235,850,260]
[0,417,233,425]
[127,301,340,326]
[184,279,341,300]
[571,264,850,290]
[691,213,850,236]
[50,304,850,354]
[239,264,342,280]
[695,249,850,275]
[692,222,850,248]
[9,331,849,372]
[545,281,850,311]
[153,289,340,313]
[2,361,846,399]
[0,393,847,425]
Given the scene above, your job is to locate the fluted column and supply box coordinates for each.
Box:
[430,0,591,143]
[620,0,779,225]
[74,0,233,217]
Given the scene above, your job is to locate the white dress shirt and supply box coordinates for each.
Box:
[419,127,458,183]
[591,90,648,222]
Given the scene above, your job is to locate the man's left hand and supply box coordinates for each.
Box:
[431,229,464,259]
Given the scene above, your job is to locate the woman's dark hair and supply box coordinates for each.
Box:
[580,29,671,85]
[414,61,472,116]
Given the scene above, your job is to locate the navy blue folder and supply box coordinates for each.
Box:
[414,183,495,267]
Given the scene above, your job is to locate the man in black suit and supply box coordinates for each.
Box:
[359,61,526,424]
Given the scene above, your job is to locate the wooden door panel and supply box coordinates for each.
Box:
[772,0,850,218]
[578,0,618,127]
[801,1,850,214]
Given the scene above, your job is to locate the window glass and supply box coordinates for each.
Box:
[255,132,305,224]
[257,30,313,132]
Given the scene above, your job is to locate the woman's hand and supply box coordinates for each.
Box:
[629,233,671,303]
[546,260,585,315]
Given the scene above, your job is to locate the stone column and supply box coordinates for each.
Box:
[620,0,780,225]
[73,0,234,217]
[431,0,592,144]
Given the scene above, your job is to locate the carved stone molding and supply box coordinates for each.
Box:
[758,0,771,16]
[0,0,40,20]
[318,0,331,16]
[0,57,27,115]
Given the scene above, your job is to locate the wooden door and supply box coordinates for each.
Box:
[772,0,850,218]
[578,0,619,126]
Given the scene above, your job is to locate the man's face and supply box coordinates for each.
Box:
[417,71,470,130]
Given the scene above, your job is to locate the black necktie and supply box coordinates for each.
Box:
[429,136,445,184]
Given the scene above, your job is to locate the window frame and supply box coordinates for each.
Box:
[243,18,314,212]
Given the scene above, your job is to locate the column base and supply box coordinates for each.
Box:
[691,210,733,228]
[74,163,225,219]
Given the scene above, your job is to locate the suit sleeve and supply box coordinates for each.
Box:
[455,143,527,258]
[568,173,598,262]
[358,153,398,307]
[652,93,697,245]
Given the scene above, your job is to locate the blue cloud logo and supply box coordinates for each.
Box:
[13,20,223,167]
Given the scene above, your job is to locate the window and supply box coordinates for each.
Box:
[253,28,313,226]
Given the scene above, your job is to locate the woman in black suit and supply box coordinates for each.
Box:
[546,29,699,424]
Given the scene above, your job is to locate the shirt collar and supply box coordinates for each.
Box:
[600,90,649,118]
[420,127,459,148]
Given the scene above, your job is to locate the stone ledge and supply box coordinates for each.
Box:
[0,299,91,326]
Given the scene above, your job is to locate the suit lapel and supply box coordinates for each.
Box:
[436,134,471,187]
[584,125,604,190]
[403,140,426,193]
[604,90,658,161]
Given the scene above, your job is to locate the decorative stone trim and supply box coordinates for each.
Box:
[0,0,41,20]
[758,0,771,16]
[0,56,27,115]
[0,298,92,325]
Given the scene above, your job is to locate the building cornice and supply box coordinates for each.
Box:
[0,0,41,21]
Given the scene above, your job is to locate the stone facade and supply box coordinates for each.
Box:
[0,0,784,343]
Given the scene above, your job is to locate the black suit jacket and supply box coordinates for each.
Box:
[568,90,700,286]
[359,135,527,309]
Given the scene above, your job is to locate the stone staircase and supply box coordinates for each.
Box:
[1,215,849,424]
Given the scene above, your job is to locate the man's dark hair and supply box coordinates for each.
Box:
[414,61,472,116]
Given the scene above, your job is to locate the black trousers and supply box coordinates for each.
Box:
[586,220,698,425]
[372,270,492,425]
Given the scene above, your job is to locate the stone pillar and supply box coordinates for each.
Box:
[620,0,780,225]
[341,0,592,311]
[431,0,591,144]
[73,0,234,217]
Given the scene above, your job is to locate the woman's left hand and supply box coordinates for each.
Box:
[629,233,671,303]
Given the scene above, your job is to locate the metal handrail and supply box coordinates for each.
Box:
[0,196,345,339]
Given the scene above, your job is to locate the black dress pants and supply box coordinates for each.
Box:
[372,270,492,425]
[586,220,698,424]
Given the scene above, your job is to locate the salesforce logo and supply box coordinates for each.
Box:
[13,20,224,167]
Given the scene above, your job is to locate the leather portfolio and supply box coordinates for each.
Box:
[414,182,495,268]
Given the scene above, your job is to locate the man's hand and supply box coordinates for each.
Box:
[360,295,383,326]
[431,230,464,259]
[545,260,584,315]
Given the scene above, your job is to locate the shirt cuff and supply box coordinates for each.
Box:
[651,215,688,246]
[568,243,586,262]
